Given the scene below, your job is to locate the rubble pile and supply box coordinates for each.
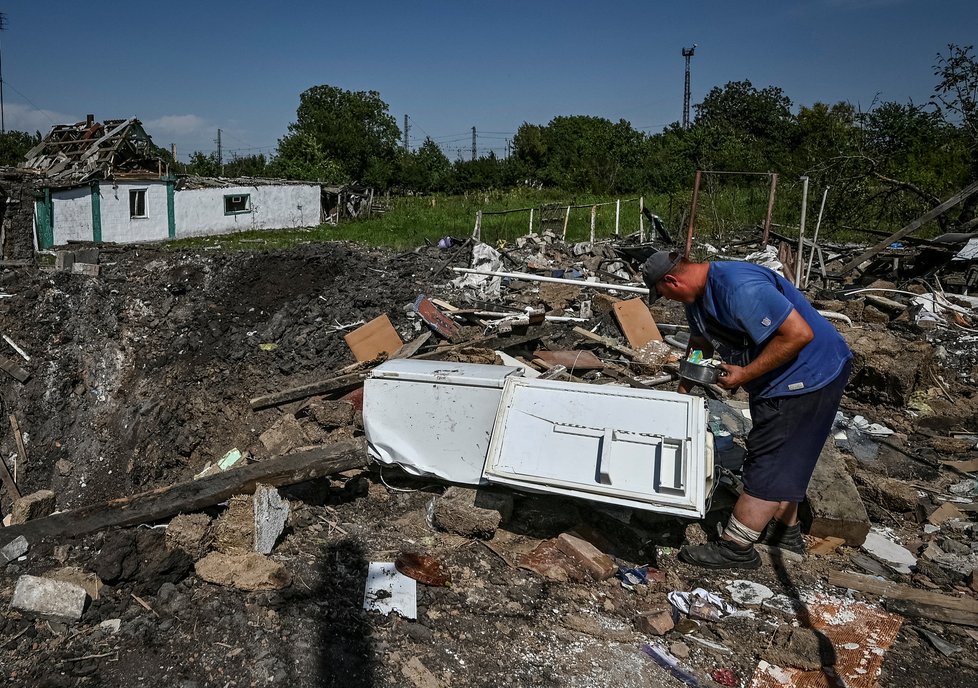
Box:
[0,229,976,687]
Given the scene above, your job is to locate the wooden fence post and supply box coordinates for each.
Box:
[590,205,597,244]
[562,205,571,241]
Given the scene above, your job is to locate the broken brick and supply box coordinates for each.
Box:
[635,605,675,636]
[556,532,616,581]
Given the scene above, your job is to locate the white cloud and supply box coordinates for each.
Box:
[2,102,79,135]
[142,114,208,137]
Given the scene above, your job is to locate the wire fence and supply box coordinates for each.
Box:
[473,197,649,246]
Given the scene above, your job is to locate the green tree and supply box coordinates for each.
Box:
[692,80,796,171]
[186,151,220,176]
[397,138,453,192]
[269,132,344,183]
[224,153,269,178]
[933,43,978,222]
[0,130,41,166]
[277,85,401,187]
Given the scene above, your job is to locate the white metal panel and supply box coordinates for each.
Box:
[482,377,711,517]
[363,360,522,484]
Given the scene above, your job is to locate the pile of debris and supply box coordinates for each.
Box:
[0,227,976,687]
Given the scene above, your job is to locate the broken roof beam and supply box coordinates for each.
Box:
[832,180,978,277]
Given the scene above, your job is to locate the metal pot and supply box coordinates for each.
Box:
[679,359,722,384]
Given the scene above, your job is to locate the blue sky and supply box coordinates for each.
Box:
[3,1,975,162]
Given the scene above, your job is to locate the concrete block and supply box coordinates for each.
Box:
[11,490,57,525]
[11,574,87,622]
[1,535,28,564]
[55,251,75,272]
[254,484,289,554]
[803,445,870,547]
[71,262,101,277]
[73,247,99,264]
[635,605,675,635]
[556,532,616,581]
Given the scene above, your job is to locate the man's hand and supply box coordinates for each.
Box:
[717,363,748,390]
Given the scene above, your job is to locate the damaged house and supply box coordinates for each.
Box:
[24,116,325,249]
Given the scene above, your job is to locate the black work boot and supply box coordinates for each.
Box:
[758,520,806,555]
[678,539,761,570]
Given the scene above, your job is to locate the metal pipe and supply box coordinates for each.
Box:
[452,267,649,295]
[804,187,830,288]
[796,176,809,286]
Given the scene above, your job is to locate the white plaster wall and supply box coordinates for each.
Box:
[174,184,320,238]
[51,187,94,244]
[99,181,170,243]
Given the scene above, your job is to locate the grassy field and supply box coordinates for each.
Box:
[166,183,922,252]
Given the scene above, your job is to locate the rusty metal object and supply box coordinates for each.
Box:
[394,552,452,587]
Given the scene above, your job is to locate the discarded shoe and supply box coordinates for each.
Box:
[678,539,761,570]
[758,520,806,555]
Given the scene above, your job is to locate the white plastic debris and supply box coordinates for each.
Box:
[861,528,917,574]
[725,579,774,606]
[362,562,417,619]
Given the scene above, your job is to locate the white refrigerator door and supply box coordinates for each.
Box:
[482,377,712,518]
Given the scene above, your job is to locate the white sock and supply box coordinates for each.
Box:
[723,515,762,547]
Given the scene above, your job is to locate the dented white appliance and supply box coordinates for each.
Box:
[364,360,713,518]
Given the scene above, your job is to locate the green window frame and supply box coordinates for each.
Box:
[224,193,252,215]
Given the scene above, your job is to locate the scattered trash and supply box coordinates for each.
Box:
[668,588,736,621]
[641,643,705,687]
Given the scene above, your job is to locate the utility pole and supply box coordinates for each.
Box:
[0,13,8,134]
[471,127,477,161]
[403,114,409,151]
[681,44,696,130]
[216,129,223,172]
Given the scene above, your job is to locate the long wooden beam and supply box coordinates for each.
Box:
[250,372,370,410]
[831,180,978,277]
[0,440,368,548]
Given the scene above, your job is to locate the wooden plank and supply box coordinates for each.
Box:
[0,452,21,501]
[249,372,369,411]
[393,331,432,359]
[0,356,30,383]
[612,298,662,349]
[8,415,28,479]
[827,570,978,614]
[832,180,978,276]
[884,598,978,627]
[533,350,605,371]
[0,441,367,548]
[343,314,403,363]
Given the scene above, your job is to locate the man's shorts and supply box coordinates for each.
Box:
[741,360,852,503]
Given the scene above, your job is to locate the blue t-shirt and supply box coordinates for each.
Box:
[684,262,852,398]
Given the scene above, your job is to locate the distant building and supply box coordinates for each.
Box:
[23,116,327,250]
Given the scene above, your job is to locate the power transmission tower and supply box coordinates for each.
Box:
[681,44,696,129]
[471,127,476,161]
[216,129,223,172]
[403,114,409,151]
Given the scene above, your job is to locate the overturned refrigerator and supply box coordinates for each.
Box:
[364,360,716,519]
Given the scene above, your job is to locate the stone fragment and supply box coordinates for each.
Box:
[11,575,87,622]
[669,641,690,659]
[635,605,675,636]
[254,484,290,554]
[56,459,74,476]
[761,626,823,671]
[1,535,28,564]
[431,487,509,539]
[556,532,616,581]
[259,414,306,456]
[842,329,933,407]
[302,399,355,429]
[804,445,870,546]
[10,490,57,525]
[44,567,103,600]
[854,471,920,513]
[71,262,100,277]
[195,551,291,591]
[927,502,965,526]
[100,619,122,634]
[165,513,214,560]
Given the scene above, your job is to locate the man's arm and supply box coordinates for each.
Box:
[677,334,714,395]
[717,309,813,390]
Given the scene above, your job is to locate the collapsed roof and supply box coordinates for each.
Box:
[21,117,165,185]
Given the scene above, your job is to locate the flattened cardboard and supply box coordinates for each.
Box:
[344,314,403,362]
